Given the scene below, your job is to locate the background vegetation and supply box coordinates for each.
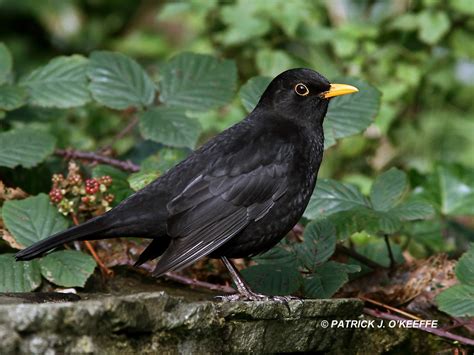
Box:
[0,0,473,345]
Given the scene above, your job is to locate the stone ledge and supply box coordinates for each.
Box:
[0,291,363,354]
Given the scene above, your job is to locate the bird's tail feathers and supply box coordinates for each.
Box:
[15,215,109,261]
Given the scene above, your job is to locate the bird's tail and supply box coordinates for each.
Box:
[15,215,110,261]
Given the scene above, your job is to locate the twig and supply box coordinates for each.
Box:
[71,213,113,277]
[359,296,422,320]
[55,149,140,172]
[384,234,396,268]
[336,244,386,270]
[99,115,139,153]
[364,307,474,347]
[164,272,236,294]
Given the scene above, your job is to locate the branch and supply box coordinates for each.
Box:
[99,115,139,153]
[364,308,474,347]
[55,149,140,172]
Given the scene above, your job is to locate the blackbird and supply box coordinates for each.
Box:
[16,68,358,301]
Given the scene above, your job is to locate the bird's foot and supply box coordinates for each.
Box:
[215,292,301,303]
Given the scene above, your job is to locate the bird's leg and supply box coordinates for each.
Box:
[217,257,300,303]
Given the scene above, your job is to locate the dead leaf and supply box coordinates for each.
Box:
[0,228,24,249]
[0,181,28,202]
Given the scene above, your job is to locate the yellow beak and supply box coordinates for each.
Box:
[320,83,359,99]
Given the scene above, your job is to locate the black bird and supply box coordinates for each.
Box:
[16,68,358,301]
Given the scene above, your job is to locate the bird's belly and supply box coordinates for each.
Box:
[210,184,313,258]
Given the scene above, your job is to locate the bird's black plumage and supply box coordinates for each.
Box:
[16,68,358,297]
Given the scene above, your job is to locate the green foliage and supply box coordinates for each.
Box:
[158,52,237,112]
[2,194,69,248]
[92,165,134,205]
[39,250,96,288]
[20,55,90,108]
[436,244,474,317]
[88,51,155,110]
[0,128,56,168]
[0,254,41,292]
[139,107,202,148]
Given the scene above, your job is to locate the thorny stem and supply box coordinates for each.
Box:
[364,307,474,347]
[55,149,140,172]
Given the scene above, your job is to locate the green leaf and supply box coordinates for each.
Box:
[419,164,474,216]
[241,264,303,296]
[455,244,474,286]
[128,171,160,191]
[303,261,349,298]
[39,250,96,288]
[451,0,474,15]
[256,49,294,77]
[436,284,474,317]
[0,128,56,168]
[254,246,297,266]
[20,55,90,108]
[418,11,450,45]
[297,219,336,270]
[92,165,134,204]
[324,78,381,149]
[0,42,13,85]
[370,168,407,211]
[304,179,369,219]
[390,200,435,220]
[355,239,404,269]
[0,254,42,292]
[139,107,202,148]
[2,194,69,248]
[0,84,27,110]
[88,51,156,110]
[239,76,271,112]
[159,52,237,112]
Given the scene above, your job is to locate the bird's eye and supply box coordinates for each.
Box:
[294,83,309,96]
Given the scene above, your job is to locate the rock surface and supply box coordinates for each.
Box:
[0,291,363,354]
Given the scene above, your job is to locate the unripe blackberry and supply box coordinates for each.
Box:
[68,174,82,186]
[49,188,63,203]
[99,175,113,187]
[85,178,99,194]
[104,194,115,203]
[51,174,64,185]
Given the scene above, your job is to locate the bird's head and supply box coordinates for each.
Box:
[257,68,358,125]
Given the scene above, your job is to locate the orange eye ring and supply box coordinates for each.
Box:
[294,83,309,96]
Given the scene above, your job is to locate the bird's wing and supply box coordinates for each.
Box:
[152,142,293,276]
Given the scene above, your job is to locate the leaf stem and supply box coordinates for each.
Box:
[384,234,396,269]
[336,244,386,270]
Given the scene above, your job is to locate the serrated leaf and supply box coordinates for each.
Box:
[304,179,369,219]
[297,219,336,270]
[2,194,69,248]
[92,165,134,204]
[128,171,160,191]
[0,254,42,292]
[20,55,90,108]
[241,264,303,296]
[324,78,381,148]
[254,246,297,266]
[0,84,27,110]
[455,244,474,286]
[0,42,13,84]
[390,200,435,220]
[0,128,56,168]
[239,76,271,112]
[39,250,96,288]
[303,261,349,298]
[355,239,404,269]
[139,107,202,148]
[159,52,237,112]
[88,51,156,110]
[436,284,474,317]
[370,168,407,211]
